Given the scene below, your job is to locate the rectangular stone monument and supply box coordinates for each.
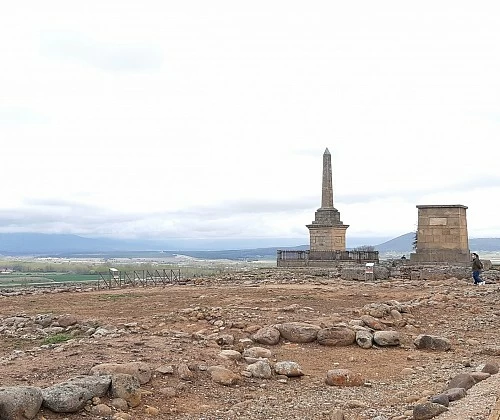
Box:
[410,204,470,264]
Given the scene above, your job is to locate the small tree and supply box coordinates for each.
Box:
[353,245,375,252]
[412,231,418,251]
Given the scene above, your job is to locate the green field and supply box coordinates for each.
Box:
[0,256,275,288]
[0,272,100,287]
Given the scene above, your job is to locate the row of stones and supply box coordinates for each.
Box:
[412,361,499,420]
[249,320,450,352]
[0,313,104,343]
[0,362,150,420]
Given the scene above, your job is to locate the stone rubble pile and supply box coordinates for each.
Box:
[0,362,149,420]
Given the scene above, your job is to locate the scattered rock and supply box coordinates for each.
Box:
[430,393,449,407]
[90,403,113,416]
[274,361,304,377]
[413,334,451,351]
[215,334,235,346]
[482,359,499,374]
[144,405,160,416]
[446,373,475,390]
[325,369,364,386]
[177,363,194,381]
[243,347,272,360]
[443,387,467,401]
[246,360,272,379]
[219,350,242,360]
[110,398,129,411]
[360,315,385,330]
[90,362,151,385]
[208,366,240,386]
[471,371,490,382]
[155,365,174,375]
[56,314,78,327]
[413,402,448,419]
[480,346,500,356]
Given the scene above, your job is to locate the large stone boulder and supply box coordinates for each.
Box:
[317,326,356,347]
[42,383,88,413]
[90,362,151,384]
[0,386,43,420]
[274,322,321,343]
[251,326,281,345]
[109,374,142,408]
[373,331,400,347]
[413,334,451,351]
[64,375,111,399]
[355,330,373,349]
[446,373,475,390]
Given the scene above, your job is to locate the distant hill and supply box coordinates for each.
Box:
[374,232,500,253]
[469,238,500,252]
[0,233,307,256]
[1,232,499,259]
[375,233,415,253]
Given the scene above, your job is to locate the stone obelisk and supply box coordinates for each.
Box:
[306,148,349,251]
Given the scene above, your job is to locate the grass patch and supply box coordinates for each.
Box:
[42,333,72,345]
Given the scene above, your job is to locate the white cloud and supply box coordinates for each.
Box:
[0,1,499,243]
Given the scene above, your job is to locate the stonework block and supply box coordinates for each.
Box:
[429,217,447,226]
[412,205,469,263]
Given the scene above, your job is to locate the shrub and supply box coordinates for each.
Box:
[42,333,72,345]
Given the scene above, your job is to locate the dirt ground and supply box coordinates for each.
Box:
[1,269,499,420]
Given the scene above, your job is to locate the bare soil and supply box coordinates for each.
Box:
[0,269,499,419]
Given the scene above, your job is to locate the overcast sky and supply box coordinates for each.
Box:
[1,1,499,243]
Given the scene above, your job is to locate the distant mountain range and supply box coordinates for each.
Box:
[0,233,306,255]
[375,233,500,253]
[0,232,499,259]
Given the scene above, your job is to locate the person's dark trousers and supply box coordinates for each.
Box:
[473,270,481,284]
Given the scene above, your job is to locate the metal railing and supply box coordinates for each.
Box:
[277,250,379,263]
[98,268,181,289]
